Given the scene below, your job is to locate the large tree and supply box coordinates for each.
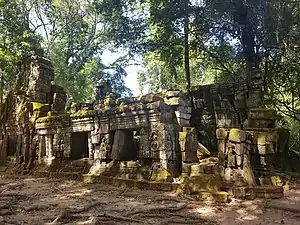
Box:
[0,0,41,105]
[27,0,132,102]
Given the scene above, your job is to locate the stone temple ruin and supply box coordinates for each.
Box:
[0,53,289,201]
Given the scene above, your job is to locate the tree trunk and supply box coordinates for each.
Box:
[0,70,3,108]
[184,0,191,92]
[234,0,258,82]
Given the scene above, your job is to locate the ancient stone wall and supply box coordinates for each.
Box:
[0,54,289,200]
[190,79,288,186]
[190,81,250,154]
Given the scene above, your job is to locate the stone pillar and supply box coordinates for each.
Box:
[179,127,198,163]
[88,132,94,160]
[38,136,46,162]
[150,123,179,176]
[53,133,58,154]
[245,108,280,185]
[63,133,71,158]
[139,128,151,158]
[99,134,111,160]
[45,134,54,158]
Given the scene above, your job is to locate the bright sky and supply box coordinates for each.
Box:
[101,50,144,96]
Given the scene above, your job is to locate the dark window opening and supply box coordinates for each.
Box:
[71,132,89,160]
[7,136,17,157]
[110,130,138,161]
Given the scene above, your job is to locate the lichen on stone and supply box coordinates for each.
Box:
[70,109,95,119]
[30,102,49,111]
[36,113,70,123]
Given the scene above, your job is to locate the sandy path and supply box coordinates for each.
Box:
[0,174,299,225]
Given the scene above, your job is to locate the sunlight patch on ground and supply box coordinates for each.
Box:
[195,206,216,214]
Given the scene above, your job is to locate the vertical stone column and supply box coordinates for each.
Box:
[53,133,58,154]
[99,134,111,160]
[45,134,54,158]
[63,133,71,158]
[88,132,94,160]
[139,128,151,158]
[179,127,198,163]
[150,123,179,176]
[38,135,46,162]
[245,108,280,185]
[90,118,111,162]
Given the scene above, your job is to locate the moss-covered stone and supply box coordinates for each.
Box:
[126,161,138,168]
[229,129,246,142]
[212,191,229,203]
[179,132,187,142]
[36,113,70,123]
[242,162,257,186]
[180,174,221,194]
[70,109,95,118]
[150,168,172,182]
[30,102,50,111]
[257,133,267,145]
[216,128,228,140]
[140,93,162,103]
[249,108,278,119]
[117,103,129,112]
[271,176,283,186]
[197,142,211,159]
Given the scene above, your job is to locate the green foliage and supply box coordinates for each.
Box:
[0,0,41,99]
[31,0,131,102]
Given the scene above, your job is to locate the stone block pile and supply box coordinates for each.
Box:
[164,90,192,128]
[216,128,256,185]
[26,56,53,103]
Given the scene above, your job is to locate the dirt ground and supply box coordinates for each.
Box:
[0,173,299,225]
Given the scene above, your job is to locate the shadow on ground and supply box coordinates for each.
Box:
[0,174,299,225]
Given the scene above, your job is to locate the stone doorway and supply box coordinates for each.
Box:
[110,130,138,161]
[71,132,89,159]
[7,136,17,157]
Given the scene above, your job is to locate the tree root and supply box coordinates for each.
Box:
[46,211,143,224]
[70,201,106,213]
[45,200,144,225]
[0,193,27,198]
[266,201,300,213]
[96,213,142,223]
[159,218,213,225]
[45,201,106,225]
[126,203,187,216]
[23,203,50,212]
[64,214,142,225]
[152,197,183,203]
[132,212,201,220]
